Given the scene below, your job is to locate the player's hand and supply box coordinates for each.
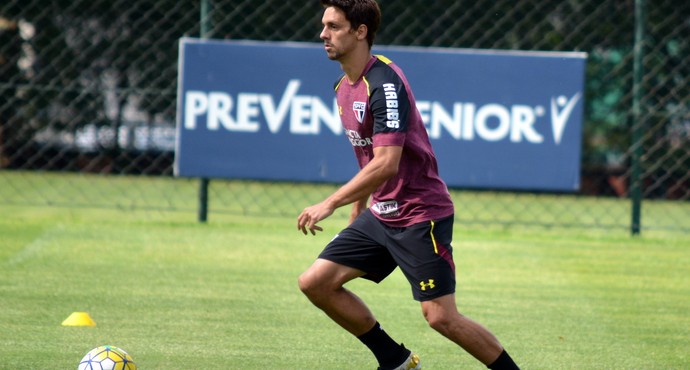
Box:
[297,201,334,235]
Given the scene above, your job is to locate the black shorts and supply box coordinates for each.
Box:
[319,209,456,301]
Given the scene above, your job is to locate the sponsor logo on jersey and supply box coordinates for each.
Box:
[382,83,400,129]
[345,129,373,147]
[372,200,399,217]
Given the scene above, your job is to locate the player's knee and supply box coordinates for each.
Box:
[424,311,451,332]
[422,305,456,335]
[297,271,314,295]
[298,269,325,300]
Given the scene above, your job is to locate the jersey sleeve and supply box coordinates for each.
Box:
[367,62,410,138]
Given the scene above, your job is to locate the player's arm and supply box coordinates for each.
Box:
[297,145,402,235]
[349,194,369,224]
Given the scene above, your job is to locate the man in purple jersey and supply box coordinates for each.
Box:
[297,1,519,369]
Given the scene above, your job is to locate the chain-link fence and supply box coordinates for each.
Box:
[1,0,688,233]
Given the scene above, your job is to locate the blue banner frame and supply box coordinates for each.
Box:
[176,38,586,191]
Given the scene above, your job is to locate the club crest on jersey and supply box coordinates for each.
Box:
[352,101,366,124]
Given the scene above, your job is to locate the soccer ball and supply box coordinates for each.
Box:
[78,345,137,370]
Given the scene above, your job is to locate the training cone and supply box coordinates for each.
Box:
[61,312,96,326]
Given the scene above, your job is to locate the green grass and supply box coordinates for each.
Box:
[1,203,689,369]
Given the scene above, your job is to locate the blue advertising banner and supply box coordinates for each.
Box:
[176,38,586,191]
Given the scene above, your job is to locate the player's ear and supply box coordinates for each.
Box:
[355,24,368,42]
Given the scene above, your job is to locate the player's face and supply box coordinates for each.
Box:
[320,6,358,61]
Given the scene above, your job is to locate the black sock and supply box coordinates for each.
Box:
[357,322,409,368]
[488,349,519,370]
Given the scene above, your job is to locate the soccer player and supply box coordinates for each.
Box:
[297,1,520,369]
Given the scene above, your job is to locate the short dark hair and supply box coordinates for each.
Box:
[321,0,381,48]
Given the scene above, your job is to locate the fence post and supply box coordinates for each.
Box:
[630,0,645,235]
[198,0,212,223]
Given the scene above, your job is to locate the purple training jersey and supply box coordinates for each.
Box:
[334,55,454,227]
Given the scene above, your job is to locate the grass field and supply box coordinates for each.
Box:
[1,200,689,370]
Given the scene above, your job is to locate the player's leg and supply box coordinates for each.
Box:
[389,215,518,368]
[421,295,518,369]
[420,294,504,363]
[298,210,414,369]
[299,260,416,369]
[298,258,375,335]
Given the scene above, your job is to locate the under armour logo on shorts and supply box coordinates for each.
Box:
[419,279,436,291]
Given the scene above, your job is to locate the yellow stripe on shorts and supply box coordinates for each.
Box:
[430,220,439,254]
